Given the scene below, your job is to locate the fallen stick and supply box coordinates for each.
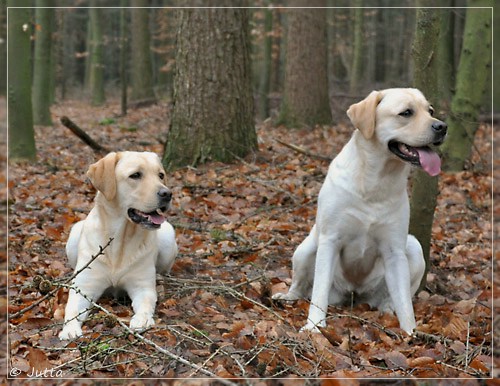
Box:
[60,284,238,384]
[9,239,113,321]
[275,139,332,162]
[60,116,110,153]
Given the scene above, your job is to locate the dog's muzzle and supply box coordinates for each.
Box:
[127,188,172,230]
[388,119,447,177]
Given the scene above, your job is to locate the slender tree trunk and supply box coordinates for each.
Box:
[32,1,54,126]
[130,1,155,102]
[269,8,282,94]
[278,1,331,127]
[494,4,500,114]
[349,1,363,93]
[409,4,442,288]
[163,6,257,169]
[441,2,492,171]
[258,5,272,120]
[0,0,6,96]
[120,3,128,115]
[88,4,105,106]
[8,4,36,161]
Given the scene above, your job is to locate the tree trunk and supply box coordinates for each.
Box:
[494,4,500,114]
[32,1,54,126]
[257,5,272,120]
[409,4,442,289]
[441,2,492,171]
[8,4,36,161]
[163,6,257,170]
[437,3,455,108]
[349,1,363,93]
[88,4,105,106]
[0,0,6,96]
[278,1,331,127]
[120,3,128,116]
[130,1,155,102]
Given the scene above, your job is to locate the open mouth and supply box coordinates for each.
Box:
[388,141,442,177]
[127,208,167,229]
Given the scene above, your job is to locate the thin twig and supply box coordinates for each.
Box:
[60,284,238,385]
[9,239,113,320]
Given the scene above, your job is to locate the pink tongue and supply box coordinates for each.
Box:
[148,213,165,225]
[416,147,441,176]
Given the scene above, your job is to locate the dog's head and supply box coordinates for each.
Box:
[347,88,447,176]
[87,151,172,230]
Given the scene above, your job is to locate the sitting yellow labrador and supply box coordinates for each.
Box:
[59,151,178,340]
[273,88,447,333]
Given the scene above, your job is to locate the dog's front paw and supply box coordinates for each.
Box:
[272,291,300,301]
[129,313,154,331]
[59,322,83,340]
[300,320,325,333]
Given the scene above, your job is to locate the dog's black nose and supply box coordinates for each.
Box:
[158,188,172,202]
[432,121,447,135]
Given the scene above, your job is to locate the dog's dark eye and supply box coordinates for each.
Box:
[399,109,413,117]
[129,172,142,180]
[159,172,165,180]
[429,107,434,116]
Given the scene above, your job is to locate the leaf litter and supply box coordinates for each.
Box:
[4,99,495,381]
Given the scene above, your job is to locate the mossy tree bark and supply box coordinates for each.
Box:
[440,2,492,171]
[163,6,257,170]
[32,1,55,126]
[436,3,455,108]
[278,0,331,127]
[409,4,442,288]
[8,4,36,161]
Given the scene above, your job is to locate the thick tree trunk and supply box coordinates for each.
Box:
[437,3,455,108]
[8,4,36,161]
[130,1,155,102]
[163,6,257,170]
[441,2,492,171]
[278,1,331,127]
[32,1,54,126]
[409,4,442,288]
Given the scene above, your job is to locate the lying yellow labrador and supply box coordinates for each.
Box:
[59,151,178,340]
[273,88,447,333]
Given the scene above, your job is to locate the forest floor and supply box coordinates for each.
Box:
[5,99,497,383]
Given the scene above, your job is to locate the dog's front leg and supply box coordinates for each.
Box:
[59,283,104,340]
[302,236,338,332]
[382,246,416,334]
[127,286,157,331]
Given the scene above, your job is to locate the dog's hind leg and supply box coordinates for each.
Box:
[273,225,318,301]
[65,221,84,269]
[156,222,178,274]
[406,235,425,296]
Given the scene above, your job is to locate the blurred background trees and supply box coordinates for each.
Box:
[3,1,493,168]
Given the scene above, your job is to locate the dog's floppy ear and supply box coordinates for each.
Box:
[87,152,121,201]
[346,90,382,140]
